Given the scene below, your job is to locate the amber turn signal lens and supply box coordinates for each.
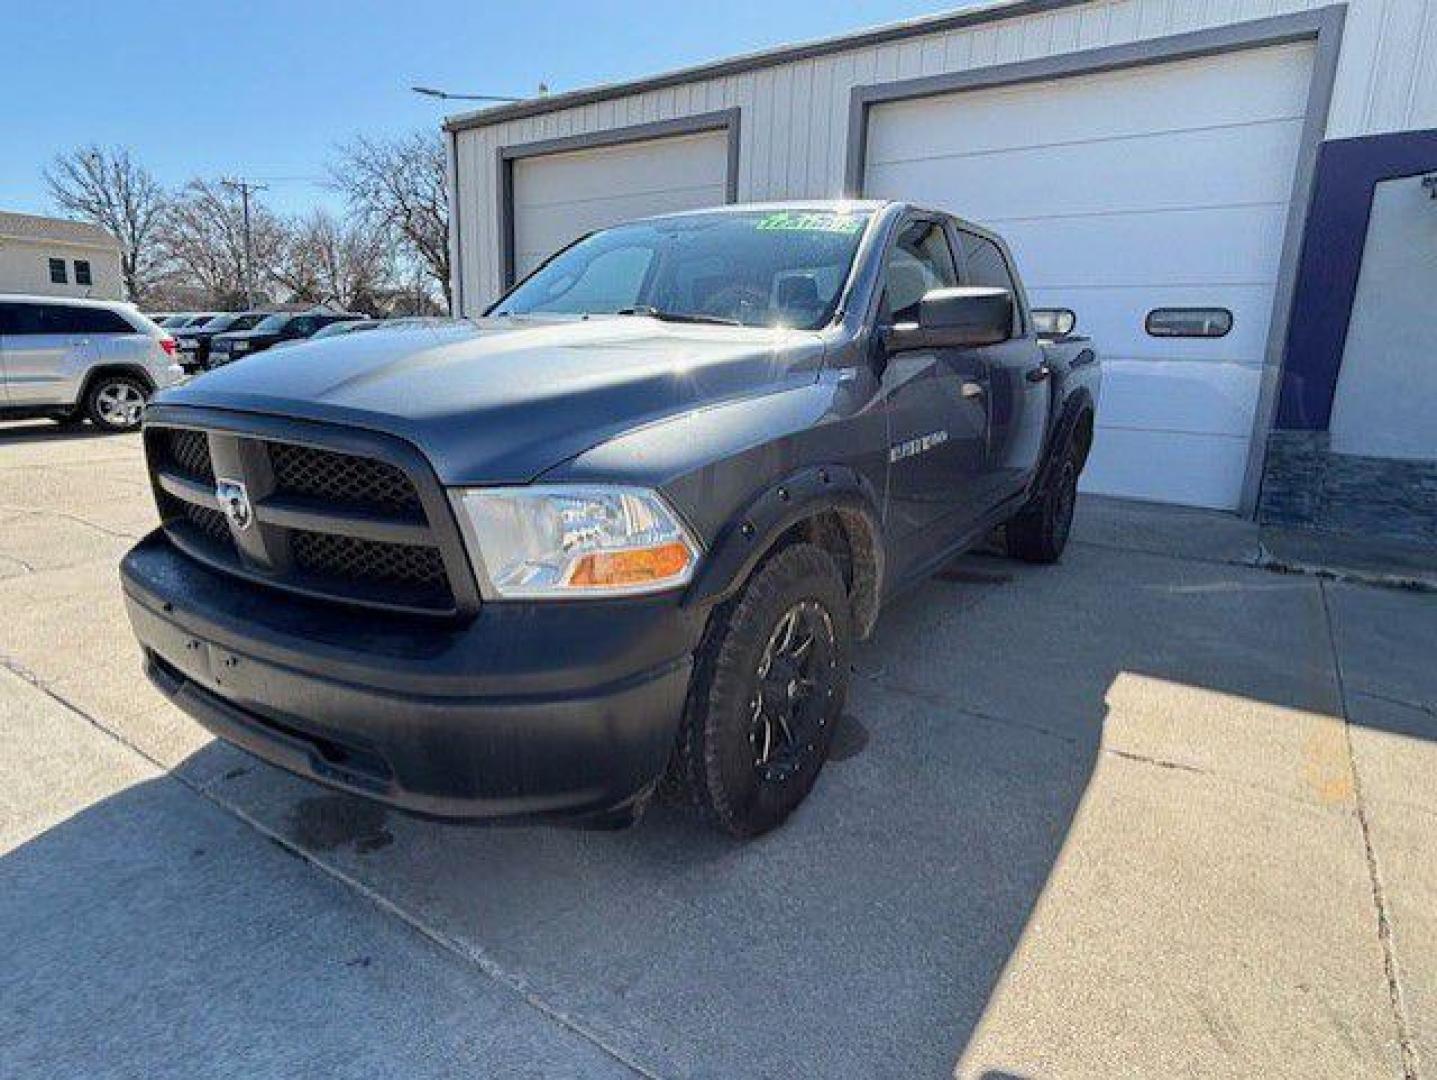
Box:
[566,542,693,588]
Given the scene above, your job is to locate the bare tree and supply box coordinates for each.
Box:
[274,209,394,312]
[329,133,451,311]
[45,145,169,301]
[158,179,285,308]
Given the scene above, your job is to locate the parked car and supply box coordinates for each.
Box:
[207,311,365,366]
[174,311,266,371]
[120,201,1099,836]
[267,316,376,349]
[267,316,459,350]
[0,295,184,431]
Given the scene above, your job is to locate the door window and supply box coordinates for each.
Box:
[0,303,128,335]
[0,302,36,335]
[42,306,134,334]
[881,221,957,324]
[957,230,1022,335]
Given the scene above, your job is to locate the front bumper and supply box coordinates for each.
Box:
[121,530,706,822]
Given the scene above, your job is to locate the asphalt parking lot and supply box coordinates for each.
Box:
[2,421,1434,1079]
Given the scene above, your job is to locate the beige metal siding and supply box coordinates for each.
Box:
[452,0,1436,312]
[511,131,729,278]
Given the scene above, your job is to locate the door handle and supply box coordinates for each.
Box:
[961,381,985,399]
[1025,364,1051,383]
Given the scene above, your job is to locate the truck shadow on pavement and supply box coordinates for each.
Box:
[5,537,1427,1078]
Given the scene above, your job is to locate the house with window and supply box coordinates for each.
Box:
[0,210,124,300]
[445,0,1437,542]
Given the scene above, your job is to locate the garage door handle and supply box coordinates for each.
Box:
[1025,364,1050,383]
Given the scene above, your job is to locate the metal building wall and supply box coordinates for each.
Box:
[451,0,1437,312]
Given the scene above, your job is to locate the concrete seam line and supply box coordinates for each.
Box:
[0,654,662,1080]
[0,502,144,541]
[1318,581,1421,1080]
[861,662,1380,815]
[199,793,665,1080]
[1349,689,1437,722]
[1071,537,1263,572]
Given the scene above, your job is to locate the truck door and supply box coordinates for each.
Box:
[954,227,1050,506]
[878,218,990,569]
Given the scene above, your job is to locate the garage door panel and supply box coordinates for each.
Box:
[1096,360,1262,439]
[1081,428,1252,510]
[514,133,728,209]
[865,120,1303,223]
[865,42,1313,167]
[512,129,730,281]
[516,183,727,276]
[865,40,1314,510]
[1027,284,1276,365]
[1000,204,1290,289]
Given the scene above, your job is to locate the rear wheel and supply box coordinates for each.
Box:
[84,374,148,432]
[675,543,851,837]
[1006,448,1078,564]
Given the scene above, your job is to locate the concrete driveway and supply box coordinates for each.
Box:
[1,420,1434,1079]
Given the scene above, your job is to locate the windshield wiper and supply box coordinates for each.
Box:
[615,305,741,327]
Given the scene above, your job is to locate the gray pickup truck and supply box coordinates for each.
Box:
[120,201,1099,837]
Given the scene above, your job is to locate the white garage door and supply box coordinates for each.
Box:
[512,131,730,280]
[864,43,1316,510]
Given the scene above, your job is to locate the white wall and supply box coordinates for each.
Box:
[1328,173,1437,460]
[0,239,124,300]
[453,0,1437,312]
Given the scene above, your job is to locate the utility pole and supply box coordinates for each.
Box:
[220,178,268,308]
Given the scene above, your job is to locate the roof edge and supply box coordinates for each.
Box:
[444,0,1085,133]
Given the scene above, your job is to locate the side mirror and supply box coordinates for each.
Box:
[883,287,1014,354]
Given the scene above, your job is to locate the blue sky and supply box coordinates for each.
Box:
[5,0,952,219]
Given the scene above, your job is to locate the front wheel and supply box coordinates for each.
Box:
[84,374,149,432]
[675,543,851,837]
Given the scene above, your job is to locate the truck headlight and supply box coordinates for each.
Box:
[452,485,701,599]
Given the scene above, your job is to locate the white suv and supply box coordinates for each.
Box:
[0,296,185,431]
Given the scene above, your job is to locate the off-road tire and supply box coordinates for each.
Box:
[674,542,851,837]
[84,374,149,432]
[1006,447,1078,564]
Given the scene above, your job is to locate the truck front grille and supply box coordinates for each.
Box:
[158,428,215,484]
[290,529,448,588]
[143,419,476,617]
[268,442,421,514]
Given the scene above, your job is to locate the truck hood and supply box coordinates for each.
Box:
[157,315,826,484]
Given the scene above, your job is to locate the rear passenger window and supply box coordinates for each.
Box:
[40,306,134,334]
[958,231,1022,335]
[881,221,957,323]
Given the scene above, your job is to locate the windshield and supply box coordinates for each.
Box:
[252,313,293,334]
[492,209,872,330]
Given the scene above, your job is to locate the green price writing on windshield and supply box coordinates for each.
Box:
[755,211,864,235]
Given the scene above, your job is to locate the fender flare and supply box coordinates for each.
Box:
[77,364,157,405]
[682,464,886,638]
[1033,388,1095,496]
